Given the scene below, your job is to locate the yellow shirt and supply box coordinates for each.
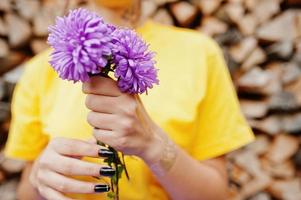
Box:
[5,21,254,200]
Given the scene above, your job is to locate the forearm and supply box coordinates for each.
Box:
[17,163,41,200]
[142,131,228,200]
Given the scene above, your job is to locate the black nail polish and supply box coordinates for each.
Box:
[100,167,116,177]
[94,184,110,193]
[98,149,114,157]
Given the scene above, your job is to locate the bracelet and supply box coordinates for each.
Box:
[150,136,178,177]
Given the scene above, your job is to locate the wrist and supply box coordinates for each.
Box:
[140,127,179,176]
[140,126,166,165]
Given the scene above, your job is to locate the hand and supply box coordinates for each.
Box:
[82,76,165,165]
[30,137,114,200]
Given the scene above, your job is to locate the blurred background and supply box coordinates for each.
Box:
[0,0,300,199]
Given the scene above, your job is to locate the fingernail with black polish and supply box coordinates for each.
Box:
[94,184,110,193]
[98,149,114,158]
[100,167,116,177]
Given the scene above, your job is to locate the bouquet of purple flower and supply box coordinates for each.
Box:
[48,8,158,199]
[48,8,158,94]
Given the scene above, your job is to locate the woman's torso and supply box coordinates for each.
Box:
[38,21,208,200]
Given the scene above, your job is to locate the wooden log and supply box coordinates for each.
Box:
[264,62,283,95]
[0,0,11,12]
[224,2,245,24]
[214,28,242,45]
[268,179,301,200]
[236,14,258,36]
[214,5,231,23]
[244,0,257,11]
[30,39,49,55]
[252,0,281,24]
[223,50,240,72]
[0,18,7,36]
[228,0,245,3]
[262,159,295,179]
[269,161,295,179]
[196,0,222,16]
[0,102,10,124]
[293,149,301,169]
[248,193,271,200]
[268,91,299,112]
[0,52,27,76]
[238,63,283,96]
[240,99,268,119]
[229,164,251,185]
[154,0,177,6]
[286,76,301,107]
[282,62,301,85]
[240,175,272,199]
[266,134,299,164]
[199,16,228,36]
[0,39,9,58]
[229,37,257,63]
[15,0,40,21]
[256,10,301,42]
[238,67,274,94]
[170,1,198,27]
[248,116,282,135]
[5,14,31,48]
[0,178,18,200]
[0,170,5,184]
[141,0,157,21]
[267,40,294,61]
[245,135,270,156]
[238,67,271,93]
[0,157,25,174]
[286,0,301,6]
[232,150,264,177]
[33,8,55,37]
[241,47,266,71]
[153,9,174,25]
[0,79,4,101]
[293,39,301,64]
[282,113,301,133]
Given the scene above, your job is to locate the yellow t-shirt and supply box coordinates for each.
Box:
[5,21,254,200]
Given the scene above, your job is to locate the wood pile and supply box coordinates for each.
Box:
[0,0,300,199]
[145,0,301,199]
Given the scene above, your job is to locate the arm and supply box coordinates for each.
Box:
[5,50,116,200]
[19,138,115,200]
[17,163,40,200]
[145,137,228,200]
[83,77,229,200]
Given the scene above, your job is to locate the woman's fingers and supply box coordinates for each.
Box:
[50,155,115,177]
[85,94,119,114]
[93,129,121,149]
[38,170,110,194]
[49,137,101,158]
[87,112,119,130]
[38,184,73,200]
[82,76,122,97]
[34,137,115,199]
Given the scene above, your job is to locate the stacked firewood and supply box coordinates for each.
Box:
[0,1,73,198]
[0,0,300,199]
[146,0,301,199]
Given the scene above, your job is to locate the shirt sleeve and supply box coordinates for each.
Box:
[4,51,50,161]
[191,40,255,161]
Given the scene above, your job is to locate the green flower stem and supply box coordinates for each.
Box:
[98,143,129,200]
[95,60,130,200]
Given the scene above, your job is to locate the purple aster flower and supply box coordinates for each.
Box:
[112,29,159,94]
[48,8,114,82]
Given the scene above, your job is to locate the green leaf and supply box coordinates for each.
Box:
[107,191,115,200]
[117,165,124,179]
[111,173,117,185]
